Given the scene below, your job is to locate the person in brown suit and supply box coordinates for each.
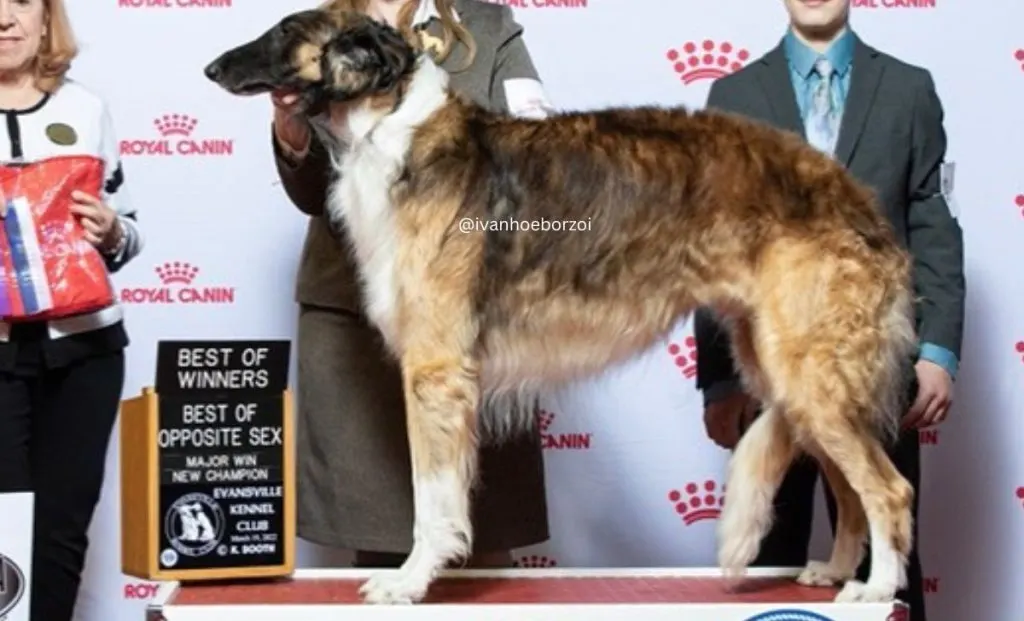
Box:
[268,0,553,569]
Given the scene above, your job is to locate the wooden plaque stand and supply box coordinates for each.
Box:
[120,386,295,581]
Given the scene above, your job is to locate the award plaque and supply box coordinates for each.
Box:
[120,340,294,580]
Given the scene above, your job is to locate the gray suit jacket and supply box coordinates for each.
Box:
[274,0,545,311]
[694,35,966,402]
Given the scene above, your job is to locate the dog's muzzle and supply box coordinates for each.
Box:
[203,60,224,83]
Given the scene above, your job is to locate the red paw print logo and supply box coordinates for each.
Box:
[668,480,725,525]
[1016,487,1024,509]
[667,336,698,379]
[666,40,750,85]
[514,554,557,568]
[1015,49,1024,72]
[1015,194,1024,217]
[1015,341,1024,363]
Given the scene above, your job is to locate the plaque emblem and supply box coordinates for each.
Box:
[162,492,226,565]
[0,553,26,618]
[45,122,77,146]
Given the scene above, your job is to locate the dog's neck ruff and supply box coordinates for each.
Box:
[345,56,451,147]
[324,55,451,352]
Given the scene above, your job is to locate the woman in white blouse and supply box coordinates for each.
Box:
[0,1,143,620]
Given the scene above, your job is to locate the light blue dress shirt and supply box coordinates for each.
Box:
[782,28,958,380]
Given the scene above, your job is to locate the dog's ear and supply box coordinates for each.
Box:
[319,18,419,99]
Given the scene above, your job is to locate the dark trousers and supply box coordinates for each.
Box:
[752,429,924,621]
[0,328,124,621]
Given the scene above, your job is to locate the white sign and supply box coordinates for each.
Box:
[0,492,33,621]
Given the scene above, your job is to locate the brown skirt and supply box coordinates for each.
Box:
[294,304,550,554]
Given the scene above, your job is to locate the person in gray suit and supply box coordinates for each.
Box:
[267,0,553,569]
[693,1,964,620]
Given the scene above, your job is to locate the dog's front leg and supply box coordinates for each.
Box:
[359,350,480,604]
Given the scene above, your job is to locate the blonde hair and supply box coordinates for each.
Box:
[36,0,79,92]
[319,0,476,70]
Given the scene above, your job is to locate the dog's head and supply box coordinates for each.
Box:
[203,9,419,113]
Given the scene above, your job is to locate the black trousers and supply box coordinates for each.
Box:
[0,325,125,621]
[750,427,925,621]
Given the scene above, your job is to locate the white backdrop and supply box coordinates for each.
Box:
[50,1,1024,620]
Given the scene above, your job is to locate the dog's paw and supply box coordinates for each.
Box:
[834,580,895,603]
[796,560,854,587]
[716,532,759,577]
[716,503,765,575]
[358,570,428,605]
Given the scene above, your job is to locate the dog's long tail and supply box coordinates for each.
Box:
[868,248,918,445]
[831,176,920,444]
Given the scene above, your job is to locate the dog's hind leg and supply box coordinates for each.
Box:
[812,421,911,602]
[716,313,797,577]
[359,345,480,604]
[796,454,868,587]
[729,234,915,601]
[752,333,910,602]
[753,311,912,601]
[717,403,798,577]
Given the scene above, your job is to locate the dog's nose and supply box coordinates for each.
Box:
[204,61,222,82]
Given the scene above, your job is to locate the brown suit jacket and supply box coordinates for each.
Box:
[273,0,546,311]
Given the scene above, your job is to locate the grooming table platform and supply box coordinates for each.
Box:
[146,567,909,621]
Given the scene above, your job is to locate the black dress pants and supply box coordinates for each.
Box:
[0,324,125,621]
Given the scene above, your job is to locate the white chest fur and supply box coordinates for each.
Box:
[324,59,451,350]
[332,140,401,345]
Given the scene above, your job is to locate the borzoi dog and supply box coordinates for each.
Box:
[204,7,918,606]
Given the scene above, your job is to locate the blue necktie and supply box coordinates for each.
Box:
[805,57,840,155]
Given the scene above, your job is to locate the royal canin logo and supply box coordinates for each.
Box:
[478,0,588,8]
[666,335,698,379]
[666,40,750,85]
[123,582,160,600]
[1015,50,1024,72]
[667,479,725,525]
[1016,487,1024,509]
[537,409,591,450]
[120,261,235,305]
[1016,194,1024,217]
[852,0,936,8]
[513,554,557,568]
[1015,340,1024,363]
[120,114,233,157]
[117,0,232,8]
[918,428,939,446]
